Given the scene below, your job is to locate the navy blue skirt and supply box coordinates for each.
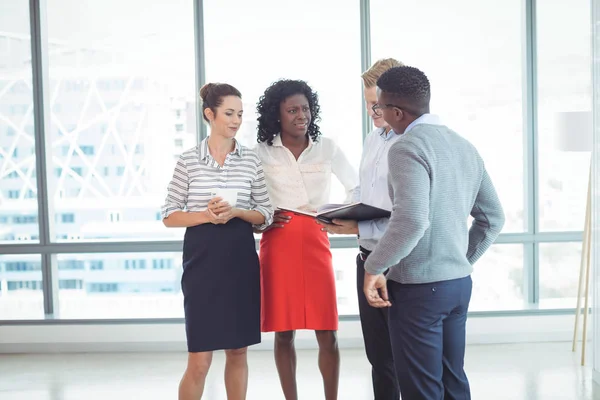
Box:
[181,218,260,352]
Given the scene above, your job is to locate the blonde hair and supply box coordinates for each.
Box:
[361,58,405,88]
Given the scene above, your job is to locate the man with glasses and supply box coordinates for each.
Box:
[361,66,505,399]
[319,58,403,400]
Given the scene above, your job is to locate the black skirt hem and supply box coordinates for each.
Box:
[187,337,261,353]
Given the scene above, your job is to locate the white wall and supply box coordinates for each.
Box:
[0,314,584,354]
[592,0,600,386]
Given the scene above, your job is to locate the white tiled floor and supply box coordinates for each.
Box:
[0,342,598,399]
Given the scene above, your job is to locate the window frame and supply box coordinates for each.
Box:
[0,0,588,322]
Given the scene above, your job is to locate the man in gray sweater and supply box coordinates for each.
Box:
[363,66,505,399]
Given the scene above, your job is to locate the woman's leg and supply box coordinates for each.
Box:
[179,351,213,400]
[224,347,249,400]
[275,330,298,400]
[315,330,340,400]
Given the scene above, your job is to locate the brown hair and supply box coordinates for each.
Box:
[199,83,242,122]
[361,58,404,88]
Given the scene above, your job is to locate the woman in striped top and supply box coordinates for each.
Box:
[162,83,273,400]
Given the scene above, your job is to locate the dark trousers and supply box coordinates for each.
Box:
[356,253,400,400]
[387,276,472,400]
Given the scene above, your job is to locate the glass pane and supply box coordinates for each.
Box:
[58,249,360,318]
[335,245,525,314]
[539,242,581,308]
[470,244,525,311]
[370,0,525,232]
[46,0,196,242]
[0,254,44,319]
[0,2,39,243]
[333,248,360,316]
[56,252,183,319]
[537,0,592,232]
[203,0,362,204]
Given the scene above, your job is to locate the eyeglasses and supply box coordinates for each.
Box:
[372,103,418,117]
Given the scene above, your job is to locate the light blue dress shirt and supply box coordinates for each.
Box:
[354,115,443,251]
[352,127,402,251]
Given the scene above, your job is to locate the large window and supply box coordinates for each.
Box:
[370,0,526,234]
[370,0,591,310]
[56,252,183,319]
[332,248,362,316]
[470,245,525,311]
[45,0,196,242]
[538,242,581,307]
[536,0,592,232]
[203,0,363,204]
[533,0,592,308]
[0,1,592,321]
[0,1,38,244]
[0,255,44,319]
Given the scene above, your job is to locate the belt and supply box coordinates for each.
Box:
[359,246,372,261]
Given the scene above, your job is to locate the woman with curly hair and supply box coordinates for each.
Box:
[254,79,358,400]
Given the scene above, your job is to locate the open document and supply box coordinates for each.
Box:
[277,203,391,223]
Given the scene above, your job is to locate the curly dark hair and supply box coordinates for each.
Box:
[256,79,322,145]
[377,66,431,113]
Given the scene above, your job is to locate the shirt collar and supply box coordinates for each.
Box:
[404,114,442,135]
[272,134,284,147]
[377,126,396,140]
[199,137,242,161]
[272,134,314,148]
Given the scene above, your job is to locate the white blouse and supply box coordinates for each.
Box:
[254,135,359,211]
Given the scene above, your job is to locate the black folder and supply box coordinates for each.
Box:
[278,203,391,223]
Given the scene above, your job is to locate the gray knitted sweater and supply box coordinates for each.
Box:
[364,123,505,284]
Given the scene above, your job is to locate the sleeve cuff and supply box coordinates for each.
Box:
[161,205,182,220]
[364,257,387,275]
[252,205,273,231]
[357,220,370,240]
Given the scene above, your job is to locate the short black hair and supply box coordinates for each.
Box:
[256,79,321,145]
[376,66,431,113]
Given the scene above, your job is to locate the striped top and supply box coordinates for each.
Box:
[161,137,274,230]
[364,118,505,284]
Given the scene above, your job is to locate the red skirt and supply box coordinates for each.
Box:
[259,213,338,332]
